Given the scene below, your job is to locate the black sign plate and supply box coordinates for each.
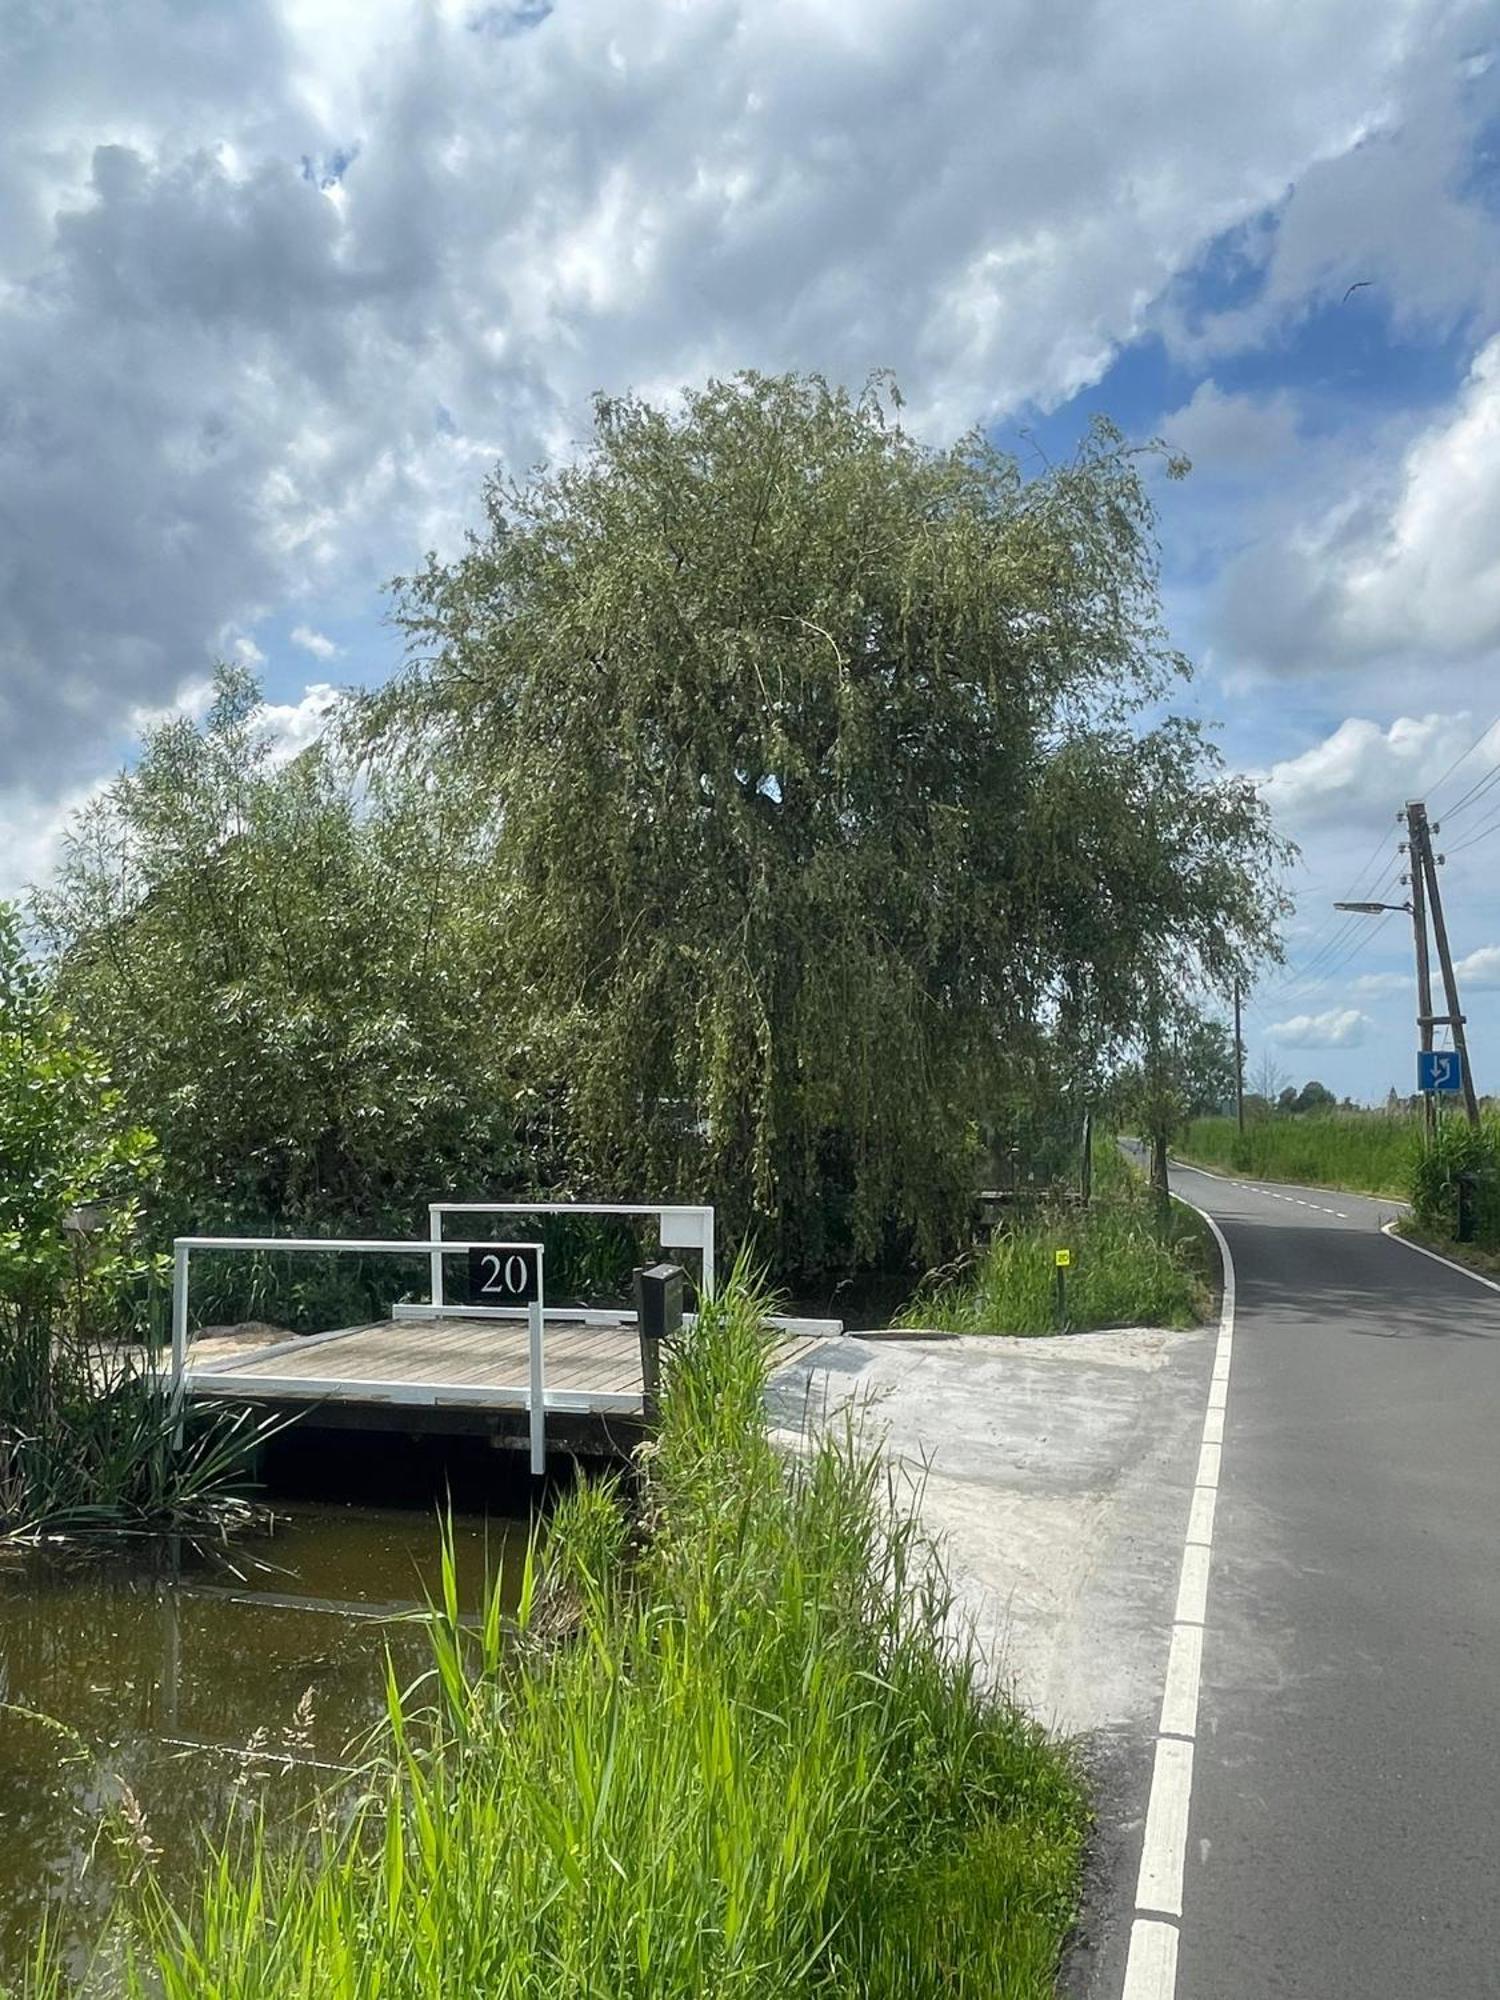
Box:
[467,1243,541,1306]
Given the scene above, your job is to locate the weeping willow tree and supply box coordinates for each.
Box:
[377,372,1286,1275]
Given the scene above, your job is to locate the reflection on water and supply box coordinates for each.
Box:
[0,1505,527,1985]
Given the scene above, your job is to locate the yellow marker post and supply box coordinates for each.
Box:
[1054,1248,1071,1329]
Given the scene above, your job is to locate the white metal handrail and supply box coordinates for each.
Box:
[170,1234,551,1471]
[425,1202,715,1311]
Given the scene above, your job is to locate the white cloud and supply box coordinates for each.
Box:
[1267,1007,1372,1049]
[259,683,340,761]
[291,624,341,660]
[1338,338,1500,659]
[0,683,340,902]
[0,782,107,905]
[1161,380,1301,476]
[0,0,1472,814]
[1453,944,1500,991]
[1257,714,1488,834]
[1352,970,1413,997]
[1219,336,1500,678]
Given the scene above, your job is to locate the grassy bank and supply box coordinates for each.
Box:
[1178,1113,1417,1198]
[903,1144,1211,1335]
[25,1280,1086,1999]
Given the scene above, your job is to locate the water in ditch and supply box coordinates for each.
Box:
[0,1495,531,1988]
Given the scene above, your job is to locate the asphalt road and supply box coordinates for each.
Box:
[1161,1161,1500,1998]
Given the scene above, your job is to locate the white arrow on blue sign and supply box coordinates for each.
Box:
[1417,1049,1464,1094]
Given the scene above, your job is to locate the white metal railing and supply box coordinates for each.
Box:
[170,1234,551,1471]
[423,1202,715,1318]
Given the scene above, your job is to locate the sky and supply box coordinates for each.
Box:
[3,0,1500,1101]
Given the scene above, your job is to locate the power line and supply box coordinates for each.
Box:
[1262,853,1404,1001]
[1437,750,1500,825]
[1445,802,1500,856]
[1311,910,1393,990]
[1430,712,1500,808]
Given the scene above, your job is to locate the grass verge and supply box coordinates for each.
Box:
[1391,1222,1500,1281]
[21,1276,1086,1999]
[1177,1113,1417,1198]
[902,1144,1210,1336]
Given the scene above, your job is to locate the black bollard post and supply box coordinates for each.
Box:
[634,1263,685,1421]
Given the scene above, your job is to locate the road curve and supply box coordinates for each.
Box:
[1164,1159,1500,1999]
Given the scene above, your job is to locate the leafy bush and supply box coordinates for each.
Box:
[903,1142,1209,1334]
[0,904,262,1537]
[1408,1115,1500,1248]
[0,905,159,1338]
[25,1278,1086,1998]
[32,668,522,1244]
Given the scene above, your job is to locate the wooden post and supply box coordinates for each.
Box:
[1413,802,1481,1128]
[1406,802,1438,1142]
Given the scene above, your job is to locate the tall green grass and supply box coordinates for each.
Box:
[23,1278,1085,1999]
[0,1323,268,1539]
[1179,1112,1418,1197]
[903,1145,1209,1335]
[1408,1113,1500,1248]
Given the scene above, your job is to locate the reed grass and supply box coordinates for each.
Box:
[0,1323,268,1540]
[1177,1111,1419,1197]
[20,1275,1085,1999]
[903,1144,1209,1336]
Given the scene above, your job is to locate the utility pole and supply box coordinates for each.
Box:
[1404,803,1437,1142]
[1409,800,1481,1128]
[1233,978,1245,1134]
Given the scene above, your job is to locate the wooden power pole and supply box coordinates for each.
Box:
[1407,800,1481,1129]
[1405,803,1437,1141]
[1233,978,1245,1134]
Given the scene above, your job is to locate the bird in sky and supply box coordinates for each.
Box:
[1342,280,1373,302]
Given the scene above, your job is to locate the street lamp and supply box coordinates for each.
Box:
[1333,900,1412,914]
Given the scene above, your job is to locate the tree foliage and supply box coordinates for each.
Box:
[33,668,518,1236]
[377,372,1287,1272]
[0,903,157,1333]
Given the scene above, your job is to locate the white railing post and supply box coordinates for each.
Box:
[428,1204,444,1310]
[701,1207,716,1300]
[171,1240,191,1443]
[528,1249,547,1476]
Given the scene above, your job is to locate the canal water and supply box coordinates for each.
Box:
[0,1497,530,1987]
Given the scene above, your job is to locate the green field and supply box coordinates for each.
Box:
[1178,1113,1419,1198]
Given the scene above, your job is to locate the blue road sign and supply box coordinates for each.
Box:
[1418,1049,1464,1095]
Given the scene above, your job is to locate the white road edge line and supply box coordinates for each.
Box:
[1380,1219,1500,1294]
[1122,1197,1235,2000]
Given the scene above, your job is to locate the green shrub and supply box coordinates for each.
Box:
[0,903,263,1538]
[1408,1115,1500,1248]
[903,1146,1209,1335]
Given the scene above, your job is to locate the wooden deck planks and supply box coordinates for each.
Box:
[182,1315,843,1430]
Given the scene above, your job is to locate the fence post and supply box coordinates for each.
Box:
[701,1210,716,1301]
[429,1205,445,1311]
[527,1249,546,1476]
[171,1241,191,1445]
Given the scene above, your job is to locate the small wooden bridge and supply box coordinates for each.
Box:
[169,1203,841,1467]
